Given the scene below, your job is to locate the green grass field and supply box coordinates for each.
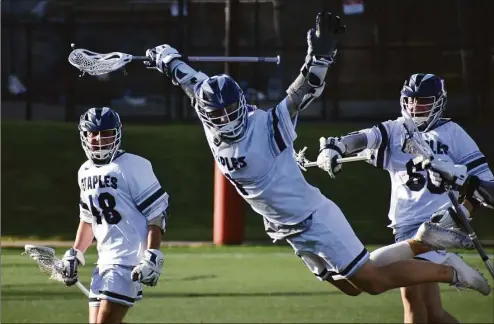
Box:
[2,246,493,323]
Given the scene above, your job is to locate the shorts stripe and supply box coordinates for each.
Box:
[337,248,369,278]
[99,290,135,306]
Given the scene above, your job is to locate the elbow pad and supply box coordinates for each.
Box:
[148,211,168,233]
[168,59,208,86]
[286,58,330,111]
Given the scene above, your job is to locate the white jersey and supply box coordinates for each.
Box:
[363,117,493,230]
[203,100,326,225]
[78,151,169,266]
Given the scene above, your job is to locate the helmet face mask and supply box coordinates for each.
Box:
[400,74,447,132]
[194,74,248,141]
[79,107,122,164]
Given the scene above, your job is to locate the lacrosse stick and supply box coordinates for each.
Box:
[294,146,373,171]
[22,244,90,297]
[68,45,281,77]
[401,109,494,279]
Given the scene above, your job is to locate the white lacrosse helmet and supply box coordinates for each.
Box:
[79,107,122,164]
[193,74,248,141]
[400,73,447,132]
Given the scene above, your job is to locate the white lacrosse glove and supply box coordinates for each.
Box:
[430,205,471,229]
[145,44,182,76]
[428,159,468,190]
[131,249,164,287]
[61,248,85,287]
[316,137,346,178]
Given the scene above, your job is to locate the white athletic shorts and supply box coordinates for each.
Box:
[285,198,370,281]
[88,265,143,308]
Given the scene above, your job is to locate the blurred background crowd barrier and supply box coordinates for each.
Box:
[2,0,493,123]
[2,0,493,243]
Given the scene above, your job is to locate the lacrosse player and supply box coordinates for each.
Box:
[144,12,489,297]
[62,107,169,324]
[316,73,493,322]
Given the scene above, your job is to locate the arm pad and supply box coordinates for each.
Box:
[286,58,330,112]
[340,132,370,156]
[168,59,208,99]
[462,176,494,208]
[148,211,167,233]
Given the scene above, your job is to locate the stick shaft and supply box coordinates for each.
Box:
[76,280,90,297]
[447,189,494,279]
[303,156,370,168]
[132,55,280,64]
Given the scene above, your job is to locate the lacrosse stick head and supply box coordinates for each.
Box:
[401,107,435,162]
[294,146,309,171]
[23,245,66,282]
[68,48,134,76]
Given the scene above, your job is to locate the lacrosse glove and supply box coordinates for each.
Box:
[317,137,347,178]
[296,12,346,101]
[144,44,182,77]
[306,12,346,64]
[428,159,468,190]
[61,248,85,286]
[131,249,164,287]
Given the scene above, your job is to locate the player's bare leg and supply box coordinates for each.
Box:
[399,283,458,323]
[89,305,99,324]
[96,300,129,324]
[421,283,459,323]
[325,276,361,296]
[347,253,490,296]
[400,285,428,323]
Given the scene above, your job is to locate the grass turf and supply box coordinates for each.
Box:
[2,246,493,323]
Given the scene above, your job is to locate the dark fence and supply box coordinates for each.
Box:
[2,0,493,122]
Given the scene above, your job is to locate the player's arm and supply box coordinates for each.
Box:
[144,45,208,102]
[61,190,93,287]
[449,124,493,211]
[316,121,392,177]
[425,160,494,230]
[147,220,163,250]
[129,158,168,286]
[466,176,494,208]
[429,160,494,211]
[284,12,346,119]
[73,220,94,253]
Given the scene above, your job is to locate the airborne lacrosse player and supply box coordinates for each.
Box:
[315,73,493,322]
[61,107,169,323]
[144,12,490,297]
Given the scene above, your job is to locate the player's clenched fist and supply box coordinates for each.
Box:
[317,137,346,178]
[131,249,164,287]
[144,44,182,76]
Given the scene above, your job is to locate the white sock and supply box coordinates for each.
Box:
[369,241,415,266]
